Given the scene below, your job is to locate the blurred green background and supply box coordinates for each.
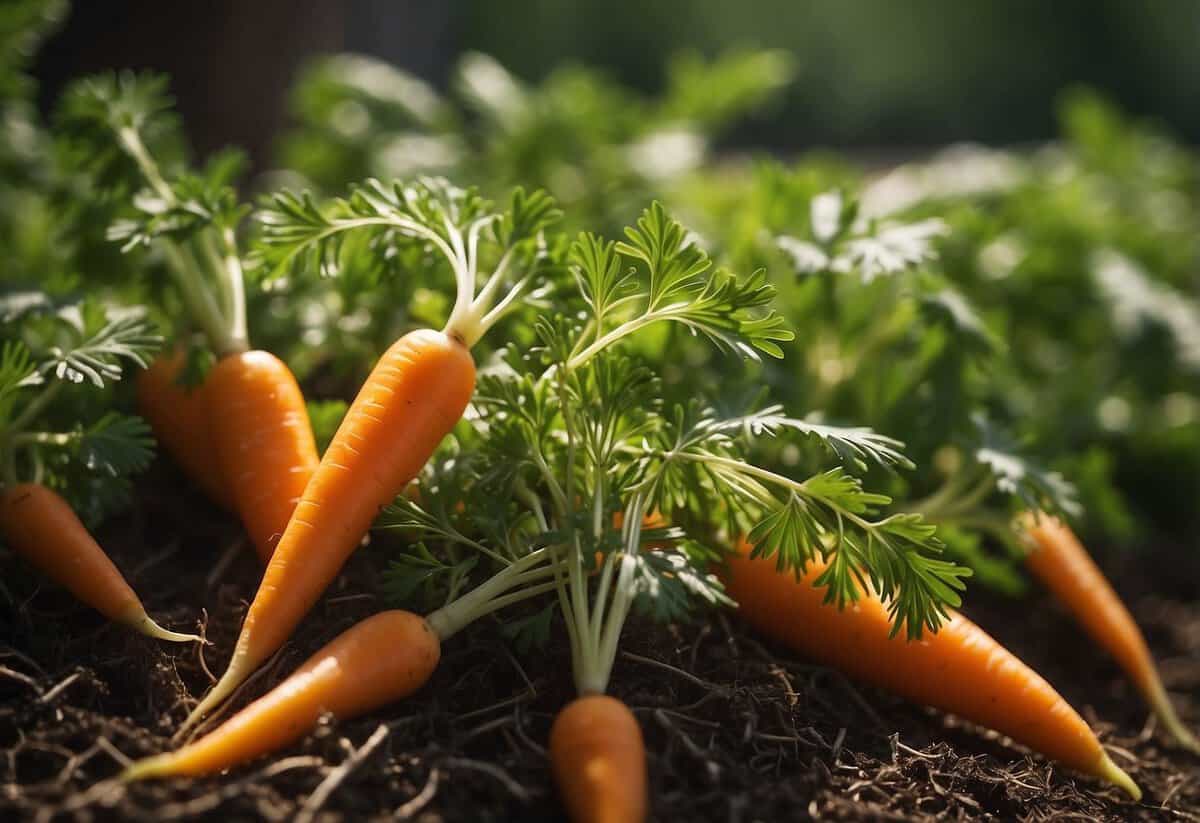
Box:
[33,0,1200,165]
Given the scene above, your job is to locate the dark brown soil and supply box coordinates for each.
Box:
[2,471,1198,822]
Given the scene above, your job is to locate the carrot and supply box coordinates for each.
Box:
[123,610,440,780]
[182,329,475,729]
[722,539,1141,799]
[0,483,201,643]
[1020,512,1199,752]
[205,350,320,564]
[549,694,647,823]
[139,349,319,564]
[137,349,233,510]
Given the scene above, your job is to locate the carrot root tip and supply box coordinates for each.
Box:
[1146,680,1200,753]
[179,662,248,734]
[130,615,205,644]
[1096,753,1141,801]
[121,753,175,782]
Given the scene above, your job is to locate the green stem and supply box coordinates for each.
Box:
[936,512,1020,550]
[162,243,240,357]
[116,125,243,356]
[218,227,249,350]
[566,313,662,371]
[907,462,979,518]
[424,547,553,640]
[666,449,884,534]
[117,127,173,202]
[9,431,74,447]
[938,474,997,520]
[5,382,62,438]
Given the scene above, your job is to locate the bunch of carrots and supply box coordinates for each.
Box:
[5,66,1199,823]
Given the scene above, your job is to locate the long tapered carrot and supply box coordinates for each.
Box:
[205,350,320,564]
[1020,512,1199,752]
[722,539,1140,799]
[549,695,647,823]
[0,483,201,643]
[123,610,439,780]
[182,329,475,729]
[137,349,233,510]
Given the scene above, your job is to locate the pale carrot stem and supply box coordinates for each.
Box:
[131,614,205,644]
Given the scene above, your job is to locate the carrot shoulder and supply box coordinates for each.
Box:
[183,329,475,728]
[549,694,647,823]
[722,540,1140,799]
[137,349,233,510]
[124,610,440,779]
[0,483,200,643]
[1021,512,1199,752]
[205,350,320,564]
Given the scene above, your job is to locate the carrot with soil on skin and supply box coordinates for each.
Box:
[549,694,647,823]
[123,610,440,780]
[722,538,1141,799]
[1020,511,1199,752]
[136,349,233,511]
[179,182,557,731]
[0,483,202,643]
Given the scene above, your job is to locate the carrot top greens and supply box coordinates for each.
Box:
[0,302,159,525]
[361,197,967,656]
[58,71,253,361]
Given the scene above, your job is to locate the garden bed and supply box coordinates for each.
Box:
[2,474,1196,822]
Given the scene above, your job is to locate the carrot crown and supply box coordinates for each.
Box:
[258,178,561,350]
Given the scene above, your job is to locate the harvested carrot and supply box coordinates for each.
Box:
[723,539,1141,799]
[1021,512,1199,752]
[137,350,232,510]
[182,329,475,729]
[205,350,320,564]
[0,483,201,643]
[123,610,440,780]
[549,694,647,823]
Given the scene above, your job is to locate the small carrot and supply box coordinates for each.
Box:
[138,348,319,565]
[137,349,233,510]
[205,350,320,564]
[179,182,558,731]
[549,694,647,823]
[123,610,439,780]
[723,539,1141,799]
[183,329,475,728]
[0,483,201,643]
[1020,512,1199,752]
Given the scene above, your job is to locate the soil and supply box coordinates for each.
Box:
[2,469,1198,822]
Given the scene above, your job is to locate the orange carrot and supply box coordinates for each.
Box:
[723,539,1141,799]
[123,610,439,779]
[183,329,475,728]
[549,694,647,823]
[205,350,320,564]
[137,350,233,510]
[1021,512,1199,752]
[0,483,201,643]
